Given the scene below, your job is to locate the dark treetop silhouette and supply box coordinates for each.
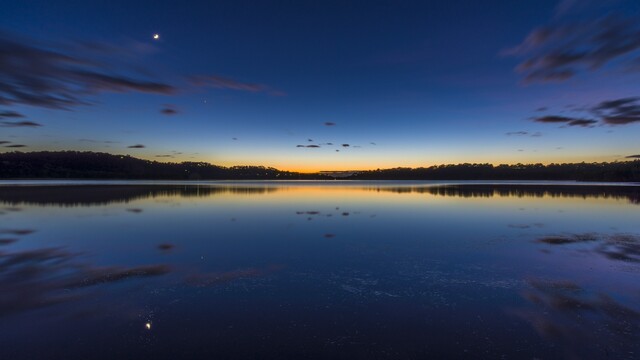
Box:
[0,151,639,182]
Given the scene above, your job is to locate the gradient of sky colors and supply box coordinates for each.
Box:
[1,0,640,172]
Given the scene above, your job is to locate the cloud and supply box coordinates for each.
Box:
[532,115,598,127]
[626,154,640,158]
[297,144,320,148]
[324,122,336,126]
[504,6,640,83]
[505,131,544,137]
[160,105,178,115]
[127,144,145,148]
[536,107,548,112]
[342,143,350,147]
[4,144,27,148]
[0,111,24,118]
[533,96,640,128]
[591,97,640,125]
[189,75,284,96]
[506,131,529,136]
[567,118,598,127]
[0,32,176,110]
[0,121,42,127]
[155,154,174,158]
[0,141,10,144]
[78,138,119,143]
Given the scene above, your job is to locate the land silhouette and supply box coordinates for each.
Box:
[0,151,639,182]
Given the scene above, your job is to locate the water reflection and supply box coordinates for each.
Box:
[0,245,170,318]
[515,279,640,359]
[0,185,278,207]
[537,233,640,263]
[372,184,640,204]
[0,182,638,359]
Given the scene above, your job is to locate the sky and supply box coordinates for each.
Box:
[1,0,640,172]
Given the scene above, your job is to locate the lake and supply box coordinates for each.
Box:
[0,181,639,359]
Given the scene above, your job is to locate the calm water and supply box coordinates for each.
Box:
[0,181,639,359]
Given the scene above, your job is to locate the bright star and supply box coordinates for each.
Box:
[145,322,152,330]
[153,34,160,40]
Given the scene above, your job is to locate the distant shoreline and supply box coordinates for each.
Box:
[1,151,639,182]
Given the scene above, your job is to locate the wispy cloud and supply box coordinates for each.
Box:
[505,131,544,137]
[591,97,640,125]
[0,121,42,127]
[626,154,640,158]
[324,122,336,126]
[533,96,640,127]
[0,31,176,110]
[506,131,529,136]
[504,1,640,83]
[0,111,24,118]
[532,115,598,127]
[127,144,145,148]
[189,75,284,96]
[78,139,119,144]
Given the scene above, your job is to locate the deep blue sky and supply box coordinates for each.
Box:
[2,0,640,171]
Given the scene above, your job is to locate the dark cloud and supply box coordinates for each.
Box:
[189,75,284,96]
[127,144,145,148]
[324,122,336,126]
[533,97,640,128]
[534,115,578,123]
[155,154,174,158]
[342,144,350,147]
[536,107,548,112]
[506,131,529,136]
[626,154,640,158]
[157,243,174,251]
[0,121,42,127]
[0,141,10,144]
[591,97,640,125]
[4,144,27,148]
[567,119,598,127]
[0,32,175,110]
[160,105,178,115]
[533,115,598,127]
[297,144,320,148]
[0,111,24,118]
[504,9,640,82]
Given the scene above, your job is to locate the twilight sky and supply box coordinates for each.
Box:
[1,0,640,172]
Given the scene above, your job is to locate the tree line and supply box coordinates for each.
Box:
[0,151,639,181]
